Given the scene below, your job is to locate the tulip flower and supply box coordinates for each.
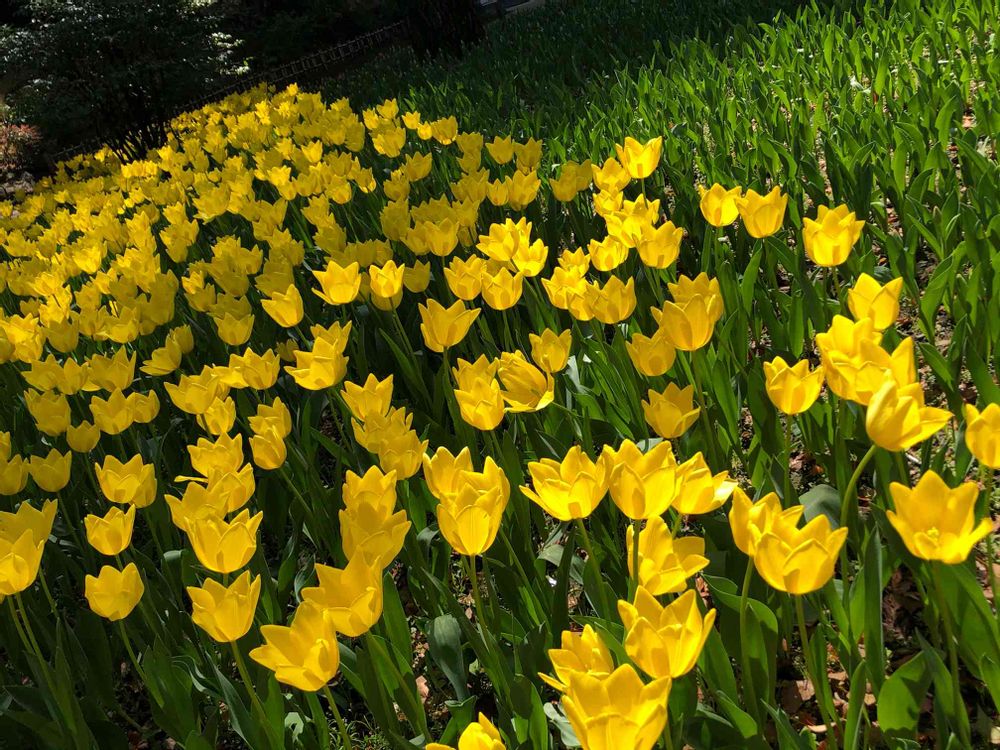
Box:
[0,456,28,496]
[67,421,101,453]
[673,453,736,515]
[736,187,788,238]
[250,426,287,470]
[865,378,951,452]
[637,220,683,268]
[186,510,263,574]
[301,556,383,637]
[520,446,611,520]
[85,563,144,621]
[261,284,304,328]
[437,458,510,556]
[444,256,485,301]
[529,329,572,374]
[423,446,474,502]
[963,403,1000,469]
[817,316,916,405]
[887,471,991,563]
[652,273,724,352]
[729,488,803,557]
[592,157,630,194]
[481,266,524,310]
[312,260,361,305]
[847,273,903,331]
[540,625,615,693]
[342,374,394,424]
[642,383,700,438]
[188,571,261,642]
[590,276,636,325]
[763,357,825,415]
[625,329,676,376]
[28,449,72,493]
[427,714,506,750]
[604,440,681,519]
[803,204,865,267]
[697,183,741,226]
[619,588,716,679]
[625,516,708,595]
[419,299,480,353]
[615,136,662,180]
[497,351,554,412]
[0,529,45,596]
[250,601,341,692]
[753,514,847,594]
[561,664,671,750]
[84,505,136,556]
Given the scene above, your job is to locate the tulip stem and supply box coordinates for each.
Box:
[794,597,841,750]
[575,518,611,619]
[322,684,354,750]
[983,470,999,623]
[231,642,283,750]
[931,565,971,746]
[464,555,488,632]
[661,723,675,750]
[117,619,147,683]
[629,519,642,600]
[738,562,762,725]
[783,415,794,506]
[839,444,878,588]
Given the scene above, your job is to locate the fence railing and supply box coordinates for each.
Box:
[49,20,410,165]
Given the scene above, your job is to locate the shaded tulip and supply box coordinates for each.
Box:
[419,299,480,353]
[763,357,824,415]
[637,221,683,268]
[497,351,554,412]
[0,529,45,595]
[754,515,847,594]
[736,187,787,238]
[817,316,916,405]
[964,403,1000,468]
[67,421,102,453]
[847,273,903,331]
[865,378,950,452]
[520,446,611,520]
[250,601,340,692]
[540,625,615,692]
[452,355,505,430]
[0,456,28,496]
[427,714,506,750]
[186,510,263,574]
[642,384,700,438]
[529,329,572,374]
[625,329,676,376]
[342,374,394,424]
[261,284,304,328]
[423,446,474,502]
[29,449,72,493]
[84,505,136,556]
[619,588,716,678]
[626,516,708,595]
[95,454,157,507]
[188,571,261,642]
[562,665,671,750]
[301,556,383,637]
[803,204,865,267]
[697,184,741,226]
[249,426,287,470]
[604,440,681,519]
[85,563,144,621]
[887,471,991,564]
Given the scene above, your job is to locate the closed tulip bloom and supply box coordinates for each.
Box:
[529,329,572,374]
[25,389,71,435]
[29,449,72,493]
[626,329,676,376]
[887,471,991,563]
[444,256,485,301]
[817,316,916,405]
[84,563,144,621]
[427,714,506,750]
[847,274,903,331]
[865,378,951,452]
[626,516,709,595]
[763,357,825,414]
[588,236,630,271]
[642,384,700,439]
[66,421,101,453]
[342,374,394,424]
[250,426,287,470]
[803,204,865,267]
[590,276,637,325]
[188,433,245,477]
[0,498,57,546]
[250,397,292,439]
[90,389,135,435]
[604,440,681,519]
[250,600,340,692]
[227,348,281,391]
[736,187,788,238]
[521,446,611,520]
[697,184,741,226]
[301,556,383,637]
[0,530,45,595]
[562,664,671,750]
[481,267,524,310]
[186,510,263,574]
[376,425,427,481]
[497,351,554,412]
[312,260,361,305]
[673,453,737,515]
[638,221,683,269]
[729,487,803,558]
[188,571,261,642]
[540,625,615,692]
[615,136,662,180]
[261,284,304,328]
[419,299,481,353]
[652,275,724,352]
[754,514,848,594]
[0,456,29,495]
[964,403,1000,468]
[437,458,510,556]
[423,446,474,502]
[619,588,716,679]
[592,157,631,194]
[368,260,405,299]
[84,505,136,556]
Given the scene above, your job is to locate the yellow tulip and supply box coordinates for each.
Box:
[250,601,340,692]
[590,276,636,325]
[642,383,700,439]
[625,329,676,377]
[497,351,554,412]
[423,446,474,503]
[592,157,631,194]
[419,299,480,353]
[964,403,1000,468]
[0,529,45,595]
[735,187,788,238]
[444,256,485,301]
[803,204,865,267]
[865,378,951,452]
[312,260,361,305]
[754,515,847,594]
[250,397,292,439]
[481,267,524,310]
[615,136,662,180]
[301,556,383,637]
[529,329,572,374]
[250,426,287,470]
[437,458,510,556]
[652,273,724,352]
[847,273,903,331]
[95,454,157,507]
[887,471,991,563]
[697,184,741,227]
[562,665,671,750]
[90,388,136,435]
[728,487,803,557]
[673,452,737,515]
[520,446,611,520]
[340,467,409,569]
[816,316,916,405]
[188,571,261,642]
[426,714,506,750]
[637,221,683,269]
[84,505,136,556]
[763,357,825,414]
[186,510,263,574]
[261,284,304,328]
[625,516,708,595]
[25,389,70,435]
[84,563,144,621]
[0,498,57,547]
[0,456,30,496]
[604,440,681,519]
[67,421,102,453]
[619,588,716,679]
[540,624,615,693]
[29,448,72,493]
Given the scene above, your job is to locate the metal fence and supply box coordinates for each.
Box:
[49,20,410,165]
